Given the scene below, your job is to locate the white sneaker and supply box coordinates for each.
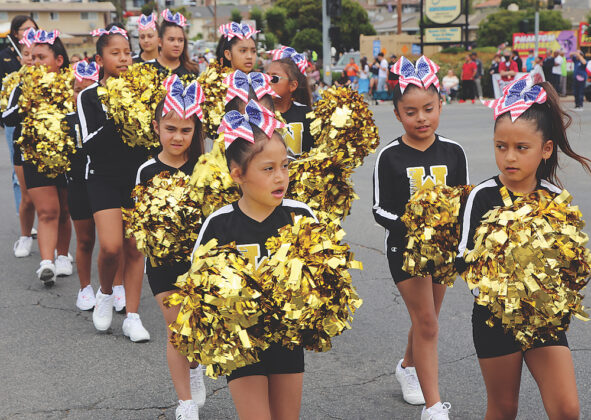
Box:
[93,289,114,331]
[175,400,199,420]
[395,359,425,405]
[14,236,33,258]
[36,260,56,286]
[421,402,451,420]
[113,285,126,312]
[122,313,150,342]
[190,366,206,408]
[76,285,96,311]
[55,254,73,277]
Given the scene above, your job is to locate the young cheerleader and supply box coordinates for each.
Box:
[195,101,313,420]
[145,10,199,76]
[457,75,591,420]
[78,25,148,340]
[135,75,206,420]
[133,12,159,64]
[267,47,314,158]
[372,56,468,419]
[216,22,258,72]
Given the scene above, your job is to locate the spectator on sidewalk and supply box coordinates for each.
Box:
[572,50,587,110]
[499,49,518,90]
[512,50,523,72]
[559,50,567,96]
[386,54,399,95]
[441,69,459,103]
[525,50,535,72]
[471,52,483,100]
[551,50,563,93]
[344,57,359,89]
[377,52,389,93]
[460,54,477,103]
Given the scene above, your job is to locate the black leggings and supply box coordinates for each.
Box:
[461,80,476,100]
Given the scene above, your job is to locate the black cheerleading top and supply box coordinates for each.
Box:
[372,134,469,248]
[195,199,317,268]
[144,58,194,77]
[0,46,21,94]
[281,101,314,158]
[132,53,145,64]
[2,83,22,132]
[64,112,88,183]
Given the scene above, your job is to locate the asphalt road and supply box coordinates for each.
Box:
[0,100,590,420]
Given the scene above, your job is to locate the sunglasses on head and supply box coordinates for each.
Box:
[269,75,288,84]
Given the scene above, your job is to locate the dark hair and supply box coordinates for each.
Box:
[360,56,367,69]
[159,20,199,74]
[273,58,312,108]
[392,83,440,110]
[154,99,205,166]
[35,37,70,69]
[96,22,131,57]
[225,126,285,173]
[494,81,591,188]
[215,35,255,68]
[225,85,276,113]
[137,20,160,55]
[9,15,37,46]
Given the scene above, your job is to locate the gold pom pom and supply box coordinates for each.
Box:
[462,188,591,349]
[165,239,269,379]
[197,62,232,139]
[100,63,167,149]
[402,184,474,286]
[0,67,24,111]
[123,171,202,267]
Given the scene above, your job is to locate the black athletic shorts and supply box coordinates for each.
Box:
[147,260,190,296]
[23,163,67,189]
[66,179,92,221]
[472,302,568,359]
[387,236,438,284]
[226,343,304,382]
[86,174,135,213]
[13,142,22,166]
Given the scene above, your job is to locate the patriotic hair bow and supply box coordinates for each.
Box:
[484,73,546,121]
[161,9,187,27]
[19,28,37,48]
[391,55,440,94]
[138,12,157,31]
[91,27,128,39]
[33,30,60,45]
[268,46,309,74]
[223,70,278,104]
[73,61,100,83]
[162,75,205,120]
[218,100,285,146]
[218,22,259,40]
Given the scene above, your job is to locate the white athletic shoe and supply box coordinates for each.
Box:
[175,400,199,420]
[93,289,114,331]
[36,260,56,286]
[190,366,206,408]
[112,285,126,312]
[122,313,150,342]
[395,359,425,405]
[421,402,451,420]
[76,285,96,311]
[55,255,73,277]
[14,236,33,258]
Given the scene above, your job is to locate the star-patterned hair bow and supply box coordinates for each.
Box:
[218,100,285,146]
[223,70,279,104]
[268,46,309,74]
[162,75,205,120]
[90,27,128,39]
[33,30,60,45]
[161,9,187,27]
[218,22,259,40]
[391,55,440,94]
[19,28,37,48]
[138,12,157,31]
[484,73,546,121]
[73,61,100,83]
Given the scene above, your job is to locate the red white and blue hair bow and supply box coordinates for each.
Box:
[73,61,100,83]
[91,27,128,39]
[223,70,279,104]
[484,72,546,121]
[161,9,187,27]
[218,22,259,40]
[218,100,285,146]
[268,46,309,74]
[33,30,60,45]
[138,12,157,31]
[162,75,205,120]
[19,28,37,48]
[391,55,440,94]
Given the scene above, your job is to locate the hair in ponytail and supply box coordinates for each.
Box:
[274,58,312,108]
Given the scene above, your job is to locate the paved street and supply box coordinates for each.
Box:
[0,101,590,420]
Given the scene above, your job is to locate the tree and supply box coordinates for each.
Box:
[333,0,376,52]
[292,28,322,53]
[231,8,242,23]
[141,2,156,17]
[250,7,265,32]
[263,32,278,50]
[265,7,289,45]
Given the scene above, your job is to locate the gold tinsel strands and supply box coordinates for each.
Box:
[0,67,24,111]
[99,63,166,149]
[402,184,474,286]
[123,171,202,267]
[165,239,269,379]
[258,216,363,352]
[15,66,75,177]
[197,62,232,139]
[462,187,591,349]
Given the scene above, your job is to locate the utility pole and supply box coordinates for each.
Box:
[397,0,402,34]
[534,0,539,57]
[322,0,332,85]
